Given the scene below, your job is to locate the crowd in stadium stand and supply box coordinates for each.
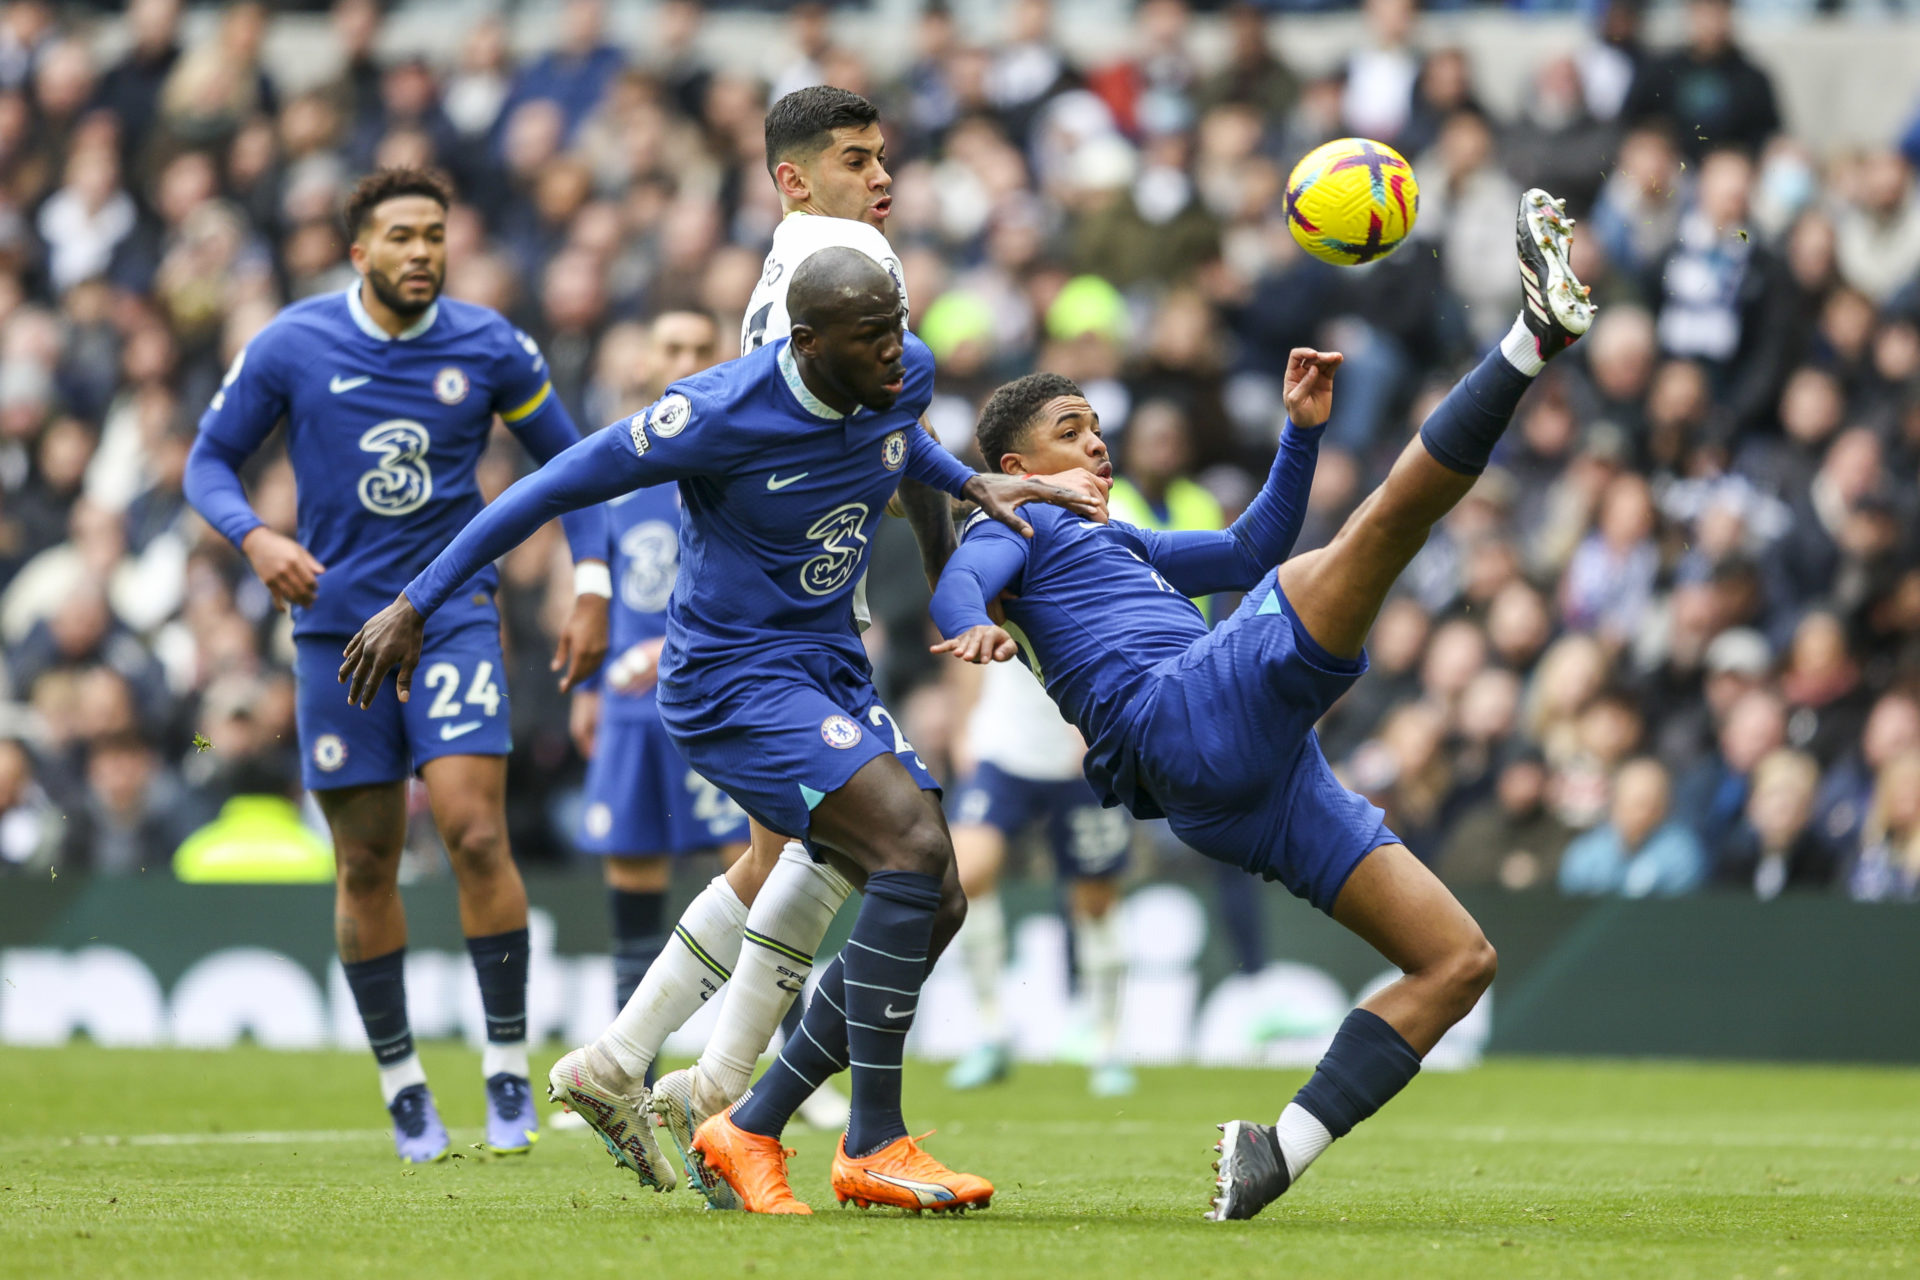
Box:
[0,0,1917,905]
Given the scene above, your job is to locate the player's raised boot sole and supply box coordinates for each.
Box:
[690,1107,813,1214]
[830,1133,993,1214]
[1516,188,1595,360]
[545,1046,673,1192]
[387,1083,451,1165]
[1206,1119,1292,1221]
[650,1065,740,1210]
[483,1072,540,1155]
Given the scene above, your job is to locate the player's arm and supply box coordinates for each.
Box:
[927,522,1029,664]
[341,418,676,708]
[183,336,326,611]
[494,328,613,692]
[1138,348,1337,595]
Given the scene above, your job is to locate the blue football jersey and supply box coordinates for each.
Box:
[195,286,571,637]
[598,482,680,720]
[407,335,976,700]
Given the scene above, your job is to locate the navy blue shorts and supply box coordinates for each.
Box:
[580,705,750,856]
[658,651,939,840]
[1124,575,1398,913]
[294,619,512,791]
[952,762,1130,880]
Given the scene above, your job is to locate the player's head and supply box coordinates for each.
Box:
[764,85,891,228]
[647,310,722,389]
[975,373,1109,481]
[787,246,907,412]
[343,166,453,318]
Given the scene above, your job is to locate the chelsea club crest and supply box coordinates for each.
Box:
[433,366,469,405]
[882,430,907,472]
[820,715,863,749]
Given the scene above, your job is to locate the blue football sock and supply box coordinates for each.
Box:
[608,888,667,1010]
[841,869,943,1156]
[342,948,414,1067]
[1291,1008,1422,1138]
[732,954,850,1138]
[1416,347,1535,477]
[466,927,530,1047]
[778,982,806,1044]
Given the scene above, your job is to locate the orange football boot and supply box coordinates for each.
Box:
[689,1107,812,1215]
[831,1132,993,1213]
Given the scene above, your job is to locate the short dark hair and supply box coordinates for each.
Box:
[975,373,1084,474]
[764,85,880,178]
[343,166,455,240]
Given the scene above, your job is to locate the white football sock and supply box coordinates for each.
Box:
[482,1041,529,1080]
[1498,313,1546,378]
[959,888,1008,1044]
[1072,907,1126,1064]
[596,874,748,1082]
[698,843,851,1101]
[377,1052,427,1105]
[1275,1101,1335,1181]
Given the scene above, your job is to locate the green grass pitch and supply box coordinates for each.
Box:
[2,1046,1916,1279]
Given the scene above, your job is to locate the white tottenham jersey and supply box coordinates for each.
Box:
[741,212,909,631]
[967,657,1088,782]
[741,213,908,357]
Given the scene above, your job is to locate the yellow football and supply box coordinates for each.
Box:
[1285,138,1420,267]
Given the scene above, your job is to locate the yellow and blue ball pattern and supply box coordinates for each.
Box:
[1285,138,1420,267]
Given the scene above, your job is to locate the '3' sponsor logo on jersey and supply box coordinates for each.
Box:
[799,502,870,596]
[356,420,433,516]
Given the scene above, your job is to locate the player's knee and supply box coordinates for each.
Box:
[335,845,399,900]
[442,815,510,875]
[884,810,952,878]
[1445,933,1498,1005]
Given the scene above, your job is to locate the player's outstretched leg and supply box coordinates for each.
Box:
[1277,187,1593,665]
[1208,846,1493,1219]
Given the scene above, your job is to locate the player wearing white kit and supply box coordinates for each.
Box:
[947,637,1135,1097]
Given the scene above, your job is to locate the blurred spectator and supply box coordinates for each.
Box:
[1341,0,1419,146]
[1815,689,1920,854]
[1674,685,1787,858]
[172,752,332,884]
[80,731,194,874]
[1559,757,1707,896]
[1844,749,1920,902]
[0,737,71,873]
[497,0,624,147]
[1834,151,1920,307]
[1434,745,1572,891]
[1622,0,1780,161]
[93,0,182,169]
[1712,748,1835,898]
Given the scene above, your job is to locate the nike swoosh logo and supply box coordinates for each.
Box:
[1076,521,1105,530]
[766,472,809,490]
[884,1003,915,1019]
[330,375,372,393]
[439,721,483,741]
[866,1171,956,1205]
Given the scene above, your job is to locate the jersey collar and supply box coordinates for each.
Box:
[776,340,847,421]
[345,282,439,342]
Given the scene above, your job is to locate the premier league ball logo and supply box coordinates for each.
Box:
[820,715,863,749]
[433,366,469,405]
[882,430,907,472]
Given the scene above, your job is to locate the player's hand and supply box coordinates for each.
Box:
[606,637,665,697]
[962,473,1102,539]
[241,526,325,611]
[339,594,426,709]
[1282,348,1343,431]
[1033,468,1111,523]
[570,688,601,759]
[930,624,1018,664]
[552,589,609,693]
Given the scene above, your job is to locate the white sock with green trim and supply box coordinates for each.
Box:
[960,888,1009,1045]
[595,875,747,1082]
[1072,907,1126,1064]
[698,844,851,1101]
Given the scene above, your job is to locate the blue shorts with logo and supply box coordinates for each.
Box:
[657,649,939,841]
[580,700,750,856]
[1100,574,1398,914]
[294,618,512,791]
[952,762,1130,880]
